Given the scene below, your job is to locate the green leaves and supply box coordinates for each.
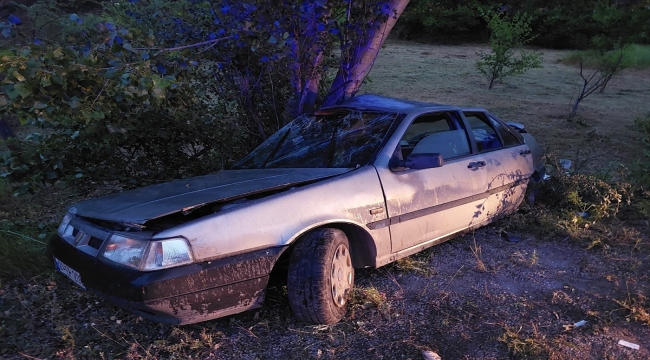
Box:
[476,10,543,89]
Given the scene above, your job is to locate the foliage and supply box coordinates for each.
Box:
[399,1,650,49]
[475,10,542,89]
[562,44,650,70]
[0,37,250,190]
[498,325,543,357]
[399,0,484,39]
[537,157,632,223]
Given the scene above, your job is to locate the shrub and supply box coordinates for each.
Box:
[398,0,484,40]
[0,42,252,191]
[475,10,542,89]
[0,0,297,192]
[537,158,632,222]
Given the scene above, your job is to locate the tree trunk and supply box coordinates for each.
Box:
[321,0,411,107]
[569,99,581,120]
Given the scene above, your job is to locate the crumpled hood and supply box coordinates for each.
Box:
[70,168,352,225]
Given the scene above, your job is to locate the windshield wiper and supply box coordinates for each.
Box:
[261,128,291,168]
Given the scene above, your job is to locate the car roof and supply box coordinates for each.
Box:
[320,94,486,114]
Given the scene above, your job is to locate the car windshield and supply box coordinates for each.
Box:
[233,110,401,169]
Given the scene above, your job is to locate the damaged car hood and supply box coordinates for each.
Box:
[70,168,353,225]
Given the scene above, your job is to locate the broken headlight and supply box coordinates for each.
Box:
[99,235,193,271]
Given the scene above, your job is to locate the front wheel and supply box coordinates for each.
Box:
[287,228,354,324]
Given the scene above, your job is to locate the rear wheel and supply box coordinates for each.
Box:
[287,228,354,324]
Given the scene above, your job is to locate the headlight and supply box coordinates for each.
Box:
[57,213,74,242]
[100,235,149,270]
[99,235,193,271]
[141,238,193,271]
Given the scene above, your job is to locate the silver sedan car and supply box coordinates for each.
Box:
[49,94,545,325]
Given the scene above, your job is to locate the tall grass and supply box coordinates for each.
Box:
[561,44,650,69]
[0,180,52,279]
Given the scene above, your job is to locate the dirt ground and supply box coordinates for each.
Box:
[1,41,650,359]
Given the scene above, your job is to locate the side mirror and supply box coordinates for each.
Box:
[390,153,444,172]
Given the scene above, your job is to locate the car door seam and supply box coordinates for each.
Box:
[366,182,518,230]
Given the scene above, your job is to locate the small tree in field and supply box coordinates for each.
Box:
[568,48,626,120]
[476,10,542,89]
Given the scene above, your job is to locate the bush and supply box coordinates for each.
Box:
[475,10,542,89]
[1,0,298,192]
[398,0,484,40]
[538,158,632,222]
[1,42,252,191]
[398,1,650,49]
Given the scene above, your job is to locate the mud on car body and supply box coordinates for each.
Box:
[49,94,545,325]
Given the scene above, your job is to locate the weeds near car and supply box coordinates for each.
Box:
[394,254,432,276]
[615,292,650,325]
[348,287,387,309]
[511,250,538,267]
[470,237,487,272]
[0,226,50,278]
[537,155,632,224]
[498,325,543,357]
[347,285,392,320]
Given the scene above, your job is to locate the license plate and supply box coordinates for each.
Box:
[54,258,86,290]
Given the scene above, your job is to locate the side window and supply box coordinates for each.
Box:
[399,112,471,160]
[488,115,522,147]
[464,113,504,152]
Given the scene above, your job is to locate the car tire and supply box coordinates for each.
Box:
[287,228,354,324]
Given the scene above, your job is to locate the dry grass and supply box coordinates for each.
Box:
[470,237,487,272]
[616,292,650,325]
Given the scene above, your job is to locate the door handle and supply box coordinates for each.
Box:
[467,161,486,169]
[520,149,531,155]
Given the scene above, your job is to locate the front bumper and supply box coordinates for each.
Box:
[49,234,287,325]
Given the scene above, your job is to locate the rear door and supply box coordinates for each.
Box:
[374,110,490,253]
[462,111,534,223]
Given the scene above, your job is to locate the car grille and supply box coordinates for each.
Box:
[88,236,104,250]
[66,217,112,257]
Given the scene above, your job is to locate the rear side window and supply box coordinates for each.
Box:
[488,115,522,146]
[464,113,504,152]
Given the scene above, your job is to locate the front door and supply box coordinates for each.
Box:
[375,111,490,253]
